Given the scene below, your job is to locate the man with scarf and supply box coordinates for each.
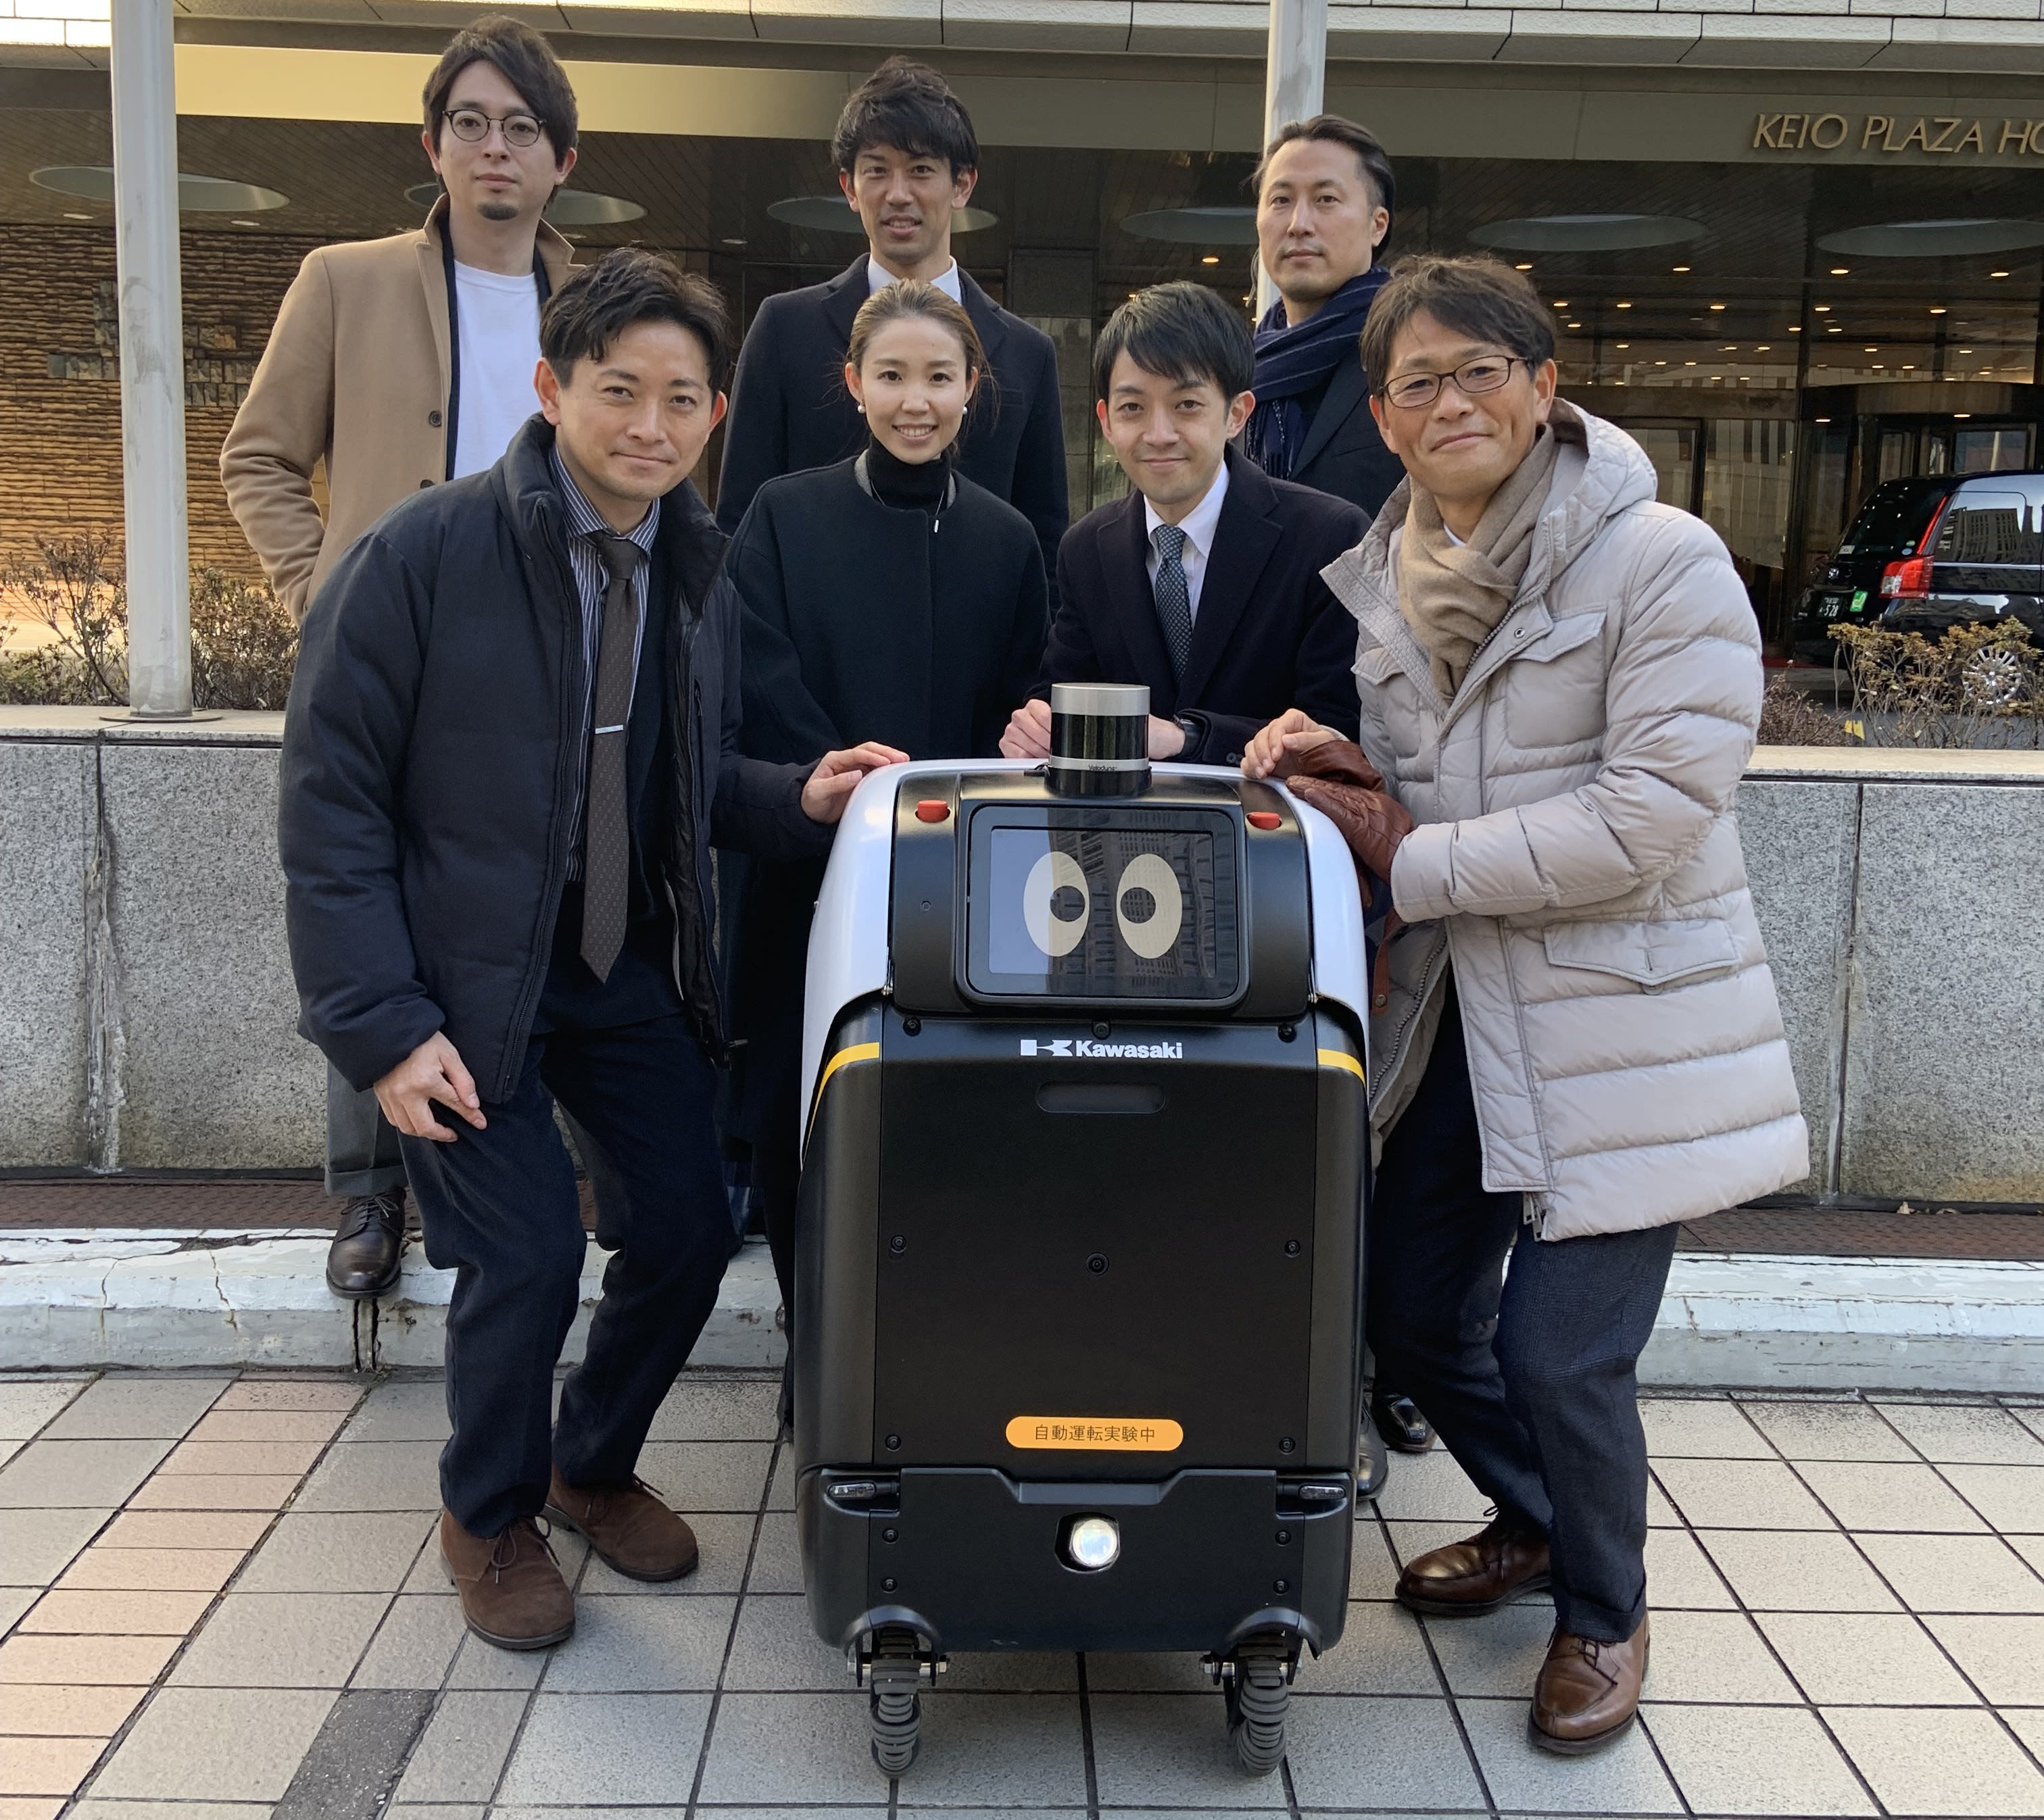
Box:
[1241,115,1405,520]
[1245,117,1437,1466]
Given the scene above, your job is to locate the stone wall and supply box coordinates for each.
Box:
[1,714,2038,1205]
[0,224,322,577]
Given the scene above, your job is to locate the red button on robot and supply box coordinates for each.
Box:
[1246,811,1282,831]
[915,800,951,824]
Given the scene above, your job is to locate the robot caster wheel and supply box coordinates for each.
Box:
[867,1624,923,1777]
[1221,1638,1292,1775]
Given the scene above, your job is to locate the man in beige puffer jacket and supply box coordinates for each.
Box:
[1246,255,1807,1756]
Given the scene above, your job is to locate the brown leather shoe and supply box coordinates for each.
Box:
[545,1469,698,1583]
[439,1510,574,1650]
[1395,1513,1552,1616]
[1530,1615,1650,1754]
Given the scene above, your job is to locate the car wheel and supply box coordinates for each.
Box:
[1960,645,2029,712]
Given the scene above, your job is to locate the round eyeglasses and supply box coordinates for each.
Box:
[444,107,545,149]
[1381,356,1524,410]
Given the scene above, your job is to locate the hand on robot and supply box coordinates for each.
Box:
[1243,712,1414,897]
[374,1031,487,1142]
[801,741,910,824]
[1239,709,1347,781]
[1000,698,1054,760]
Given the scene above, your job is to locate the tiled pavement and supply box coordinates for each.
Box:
[3,1374,2043,1819]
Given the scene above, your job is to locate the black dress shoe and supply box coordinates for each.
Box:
[326,1189,407,1299]
[1373,1388,1435,1454]
[1357,1404,1390,1501]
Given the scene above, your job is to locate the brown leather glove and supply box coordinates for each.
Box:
[1288,770,1415,893]
[1286,733,1390,793]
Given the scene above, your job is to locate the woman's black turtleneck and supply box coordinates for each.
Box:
[865,436,950,514]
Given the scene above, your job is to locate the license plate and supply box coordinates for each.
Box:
[1850,589,1868,614]
[1818,596,1843,619]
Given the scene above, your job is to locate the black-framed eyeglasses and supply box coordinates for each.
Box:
[443,106,546,149]
[1380,356,1524,410]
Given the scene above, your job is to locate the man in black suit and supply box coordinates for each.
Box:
[1002,281,1365,771]
[715,55,1067,593]
[1240,114,1405,522]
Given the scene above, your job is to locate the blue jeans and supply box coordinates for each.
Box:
[1368,990,1678,1642]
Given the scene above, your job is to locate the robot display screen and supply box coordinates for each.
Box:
[965,809,1242,1002]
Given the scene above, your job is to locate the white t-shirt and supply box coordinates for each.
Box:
[452,262,543,480]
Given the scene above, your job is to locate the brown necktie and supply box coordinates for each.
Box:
[579,531,643,983]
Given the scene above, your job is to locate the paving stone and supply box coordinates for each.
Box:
[646,1378,781,1442]
[576,1514,753,1598]
[187,1410,347,1445]
[0,1446,18,1475]
[1922,1612,2044,1703]
[71,1804,271,1820]
[169,1592,391,1688]
[694,1691,890,1807]
[89,1686,337,1801]
[275,1687,437,1820]
[1643,1700,1876,1815]
[96,1510,272,1551]
[390,1690,529,1804]
[1653,1457,1837,1529]
[1365,1449,1491,1523]
[0,1796,62,1820]
[497,1692,710,1805]
[1876,1400,2044,1465]
[127,1474,302,1512]
[295,1442,443,1513]
[632,1442,774,1515]
[57,1547,243,1592]
[350,1594,465,1690]
[388,1808,485,1820]
[336,1383,450,1446]
[1421,1596,1555,1696]
[1738,1399,1918,1462]
[1080,1652,1214,1692]
[936,1650,1077,1692]
[1698,1529,1903,1612]
[1294,1598,1437,1694]
[538,1594,733,1692]
[213,1380,363,1414]
[1646,1475,1680,1527]
[767,1447,793,1511]
[235,1512,437,1594]
[745,1512,802,1596]
[0,1510,109,1587]
[723,1593,850,1692]
[0,1734,105,1799]
[1941,1462,2044,1532]
[0,1442,174,1510]
[1348,1521,1400,1600]
[1757,1610,1979,1703]
[446,1633,547,1692]
[1283,1694,1489,1811]
[0,1685,145,1736]
[1645,1522,1736,1608]
[41,1379,228,1442]
[17,1588,213,1634]
[0,1385,83,1443]
[157,1441,325,1478]
[0,1632,179,1686]
[1640,1609,1801,1702]
[885,1692,1086,1806]
[1857,1531,2044,1613]
[1799,1460,1990,1532]
[1641,1396,1775,1458]
[1823,1704,2044,1815]
[1458,1691,1682,1813]
[0,1589,30,1633]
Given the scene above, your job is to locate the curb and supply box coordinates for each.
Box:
[1,1233,2039,1390]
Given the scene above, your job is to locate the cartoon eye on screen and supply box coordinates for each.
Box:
[966,810,1242,1003]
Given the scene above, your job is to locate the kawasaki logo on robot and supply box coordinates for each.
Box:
[1018,1037,1184,1059]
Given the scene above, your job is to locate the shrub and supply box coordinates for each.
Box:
[1829,620,2041,749]
[1757,680,1851,747]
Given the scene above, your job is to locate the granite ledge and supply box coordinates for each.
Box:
[0,707,285,745]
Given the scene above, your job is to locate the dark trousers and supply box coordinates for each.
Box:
[399,920,732,1538]
[1368,992,1678,1642]
[325,1063,405,1200]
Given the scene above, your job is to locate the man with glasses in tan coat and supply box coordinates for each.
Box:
[222,16,578,1303]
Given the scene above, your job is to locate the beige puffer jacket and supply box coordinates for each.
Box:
[1324,401,1808,1240]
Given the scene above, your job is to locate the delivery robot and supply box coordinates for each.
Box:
[794,684,1372,1777]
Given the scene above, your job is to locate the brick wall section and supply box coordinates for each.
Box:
[0,224,324,578]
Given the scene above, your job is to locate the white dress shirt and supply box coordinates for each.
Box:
[1143,460,1230,623]
[867,255,963,302]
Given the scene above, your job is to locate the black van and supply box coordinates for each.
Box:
[1790,471,2044,662]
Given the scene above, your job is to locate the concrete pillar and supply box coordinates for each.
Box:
[110,0,192,718]
[1258,0,1329,318]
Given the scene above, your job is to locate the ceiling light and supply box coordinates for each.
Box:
[1758,343,1772,351]
[1789,326,1801,333]
[1553,300,1569,309]
[1120,206,1251,244]
[1615,301,1632,309]
[1955,412,1972,418]
[1815,416,1830,423]
[1514,262,1532,270]
[1828,325,1842,333]
[62,211,91,220]
[1722,344,1736,351]
[231,218,260,228]
[721,237,746,247]
[1903,364,1916,370]
[1685,360,1697,366]
[1567,321,1582,328]
[1672,264,1690,272]
[32,166,289,212]
[1814,305,1831,313]
[1990,269,2011,278]
[1929,307,1947,315]
[1821,220,2044,258]
[1469,214,1703,253]
[1960,347,1973,353]
[1709,303,1726,311]
[1615,342,1630,349]
[1830,266,1850,275]
[1866,345,1878,351]
[1200,254,1219,265]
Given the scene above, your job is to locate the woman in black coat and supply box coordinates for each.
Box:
[723,279,1048,1363]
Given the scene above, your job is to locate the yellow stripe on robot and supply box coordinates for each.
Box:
[1316,1048,1365,1081]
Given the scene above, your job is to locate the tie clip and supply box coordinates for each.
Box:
[594,724,626,735]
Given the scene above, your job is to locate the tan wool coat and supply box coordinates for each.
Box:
[1326,401,1809,1240]
[220,198,576,622]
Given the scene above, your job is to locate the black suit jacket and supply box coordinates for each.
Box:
[1039,447,1367,766]
[1275,351,1406,522]
[716,257,1069,602]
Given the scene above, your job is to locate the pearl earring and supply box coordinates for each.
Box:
[856,403,865,414]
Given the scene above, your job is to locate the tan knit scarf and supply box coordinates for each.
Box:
[1396,424,1562,701]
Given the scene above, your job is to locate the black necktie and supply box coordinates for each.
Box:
[1153,522,1192,681]
[580,531,643,983]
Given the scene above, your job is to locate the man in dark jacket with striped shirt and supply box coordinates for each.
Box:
[279,249,901,1653]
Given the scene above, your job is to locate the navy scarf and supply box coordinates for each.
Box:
[1241,267,1388,481]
